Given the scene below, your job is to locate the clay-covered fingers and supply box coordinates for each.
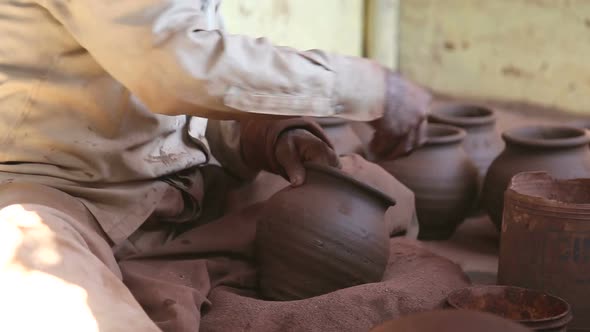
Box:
[275,129,340,186]
[370,119,428,160]
[369,71,431,160]
[398,120,428,158]
[275,131,305,186]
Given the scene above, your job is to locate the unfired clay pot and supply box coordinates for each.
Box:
[379,124,478,240]
[315,117,364,156]
[429,104,504,195]
[482,125,590,229]
[256,162,395,301]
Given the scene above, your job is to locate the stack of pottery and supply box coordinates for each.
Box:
[482,125,590,229]
[499,172,590,331]
[429,104,504,205]
[256,162,394,301]
[379,124,478,240]
[314,117,364,156]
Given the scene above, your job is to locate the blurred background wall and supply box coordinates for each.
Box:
[222,0,590,114]
[221,0,365,57]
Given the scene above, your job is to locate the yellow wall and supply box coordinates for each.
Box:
[365,0,400,69]
[221,0,365,57]
[399,0,590,113]
[222,0,589,114]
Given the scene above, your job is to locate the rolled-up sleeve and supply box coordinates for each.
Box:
[38,0,386,121]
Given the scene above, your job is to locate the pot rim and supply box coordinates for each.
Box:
[446,285,572,324]
[425,124,466,145]
[506,171,590,210]
[304,162,396,208]
[502,125,590,149]
[429,104,496,127]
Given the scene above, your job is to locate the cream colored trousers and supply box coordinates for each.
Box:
[0,183,161,331]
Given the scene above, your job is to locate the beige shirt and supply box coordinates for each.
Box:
[0,0,386,244]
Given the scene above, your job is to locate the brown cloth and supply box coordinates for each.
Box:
[119,213,469,331]
[118,160,469,331]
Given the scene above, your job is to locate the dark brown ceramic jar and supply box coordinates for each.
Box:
[379,124,478,240]
[314,117,364,156]
[482,126,590,229]
[256,162,394,301]
[429,104,504,192]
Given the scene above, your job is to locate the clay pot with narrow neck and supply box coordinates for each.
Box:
[482,125,590,229]
[379,124,478,240]
[314,117,364,156]
[256,162,394,301]
[429,104,504,197]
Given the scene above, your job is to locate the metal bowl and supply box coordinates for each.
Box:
[447,286,572,331]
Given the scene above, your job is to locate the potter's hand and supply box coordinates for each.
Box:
[275,129,341,186]
[370,71,431,159]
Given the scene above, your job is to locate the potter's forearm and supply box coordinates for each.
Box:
[38,0,387,122]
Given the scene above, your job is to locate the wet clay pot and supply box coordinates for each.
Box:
[315,117,364,156]
[499,172,590,331]
[429,104,504,200]
[256,162,395,301]
[429,104,504,180]
[369,309,530,332]
[482,125,590,229]
[379,124,478,240]
[447,285,572,331]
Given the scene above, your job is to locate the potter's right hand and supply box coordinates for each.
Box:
[369,70,431,160]
[275,129,341,187]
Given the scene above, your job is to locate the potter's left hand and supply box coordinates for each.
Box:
[275,129,341,186]
[370,71,431,160]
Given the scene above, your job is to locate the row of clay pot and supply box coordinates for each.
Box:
[313,108,502,241]
[378,107,590,240]
[378,104,504,240]
[314,111,590,241]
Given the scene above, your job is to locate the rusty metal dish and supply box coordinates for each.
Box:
[370,309,530,332]
[447,286,572,331]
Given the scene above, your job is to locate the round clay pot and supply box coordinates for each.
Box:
[256,162,395,301]
[482,125,590,229]
[429,104,504,196]
[379,124,478,240]
[315,117,364,156]
[369,309,530,332]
